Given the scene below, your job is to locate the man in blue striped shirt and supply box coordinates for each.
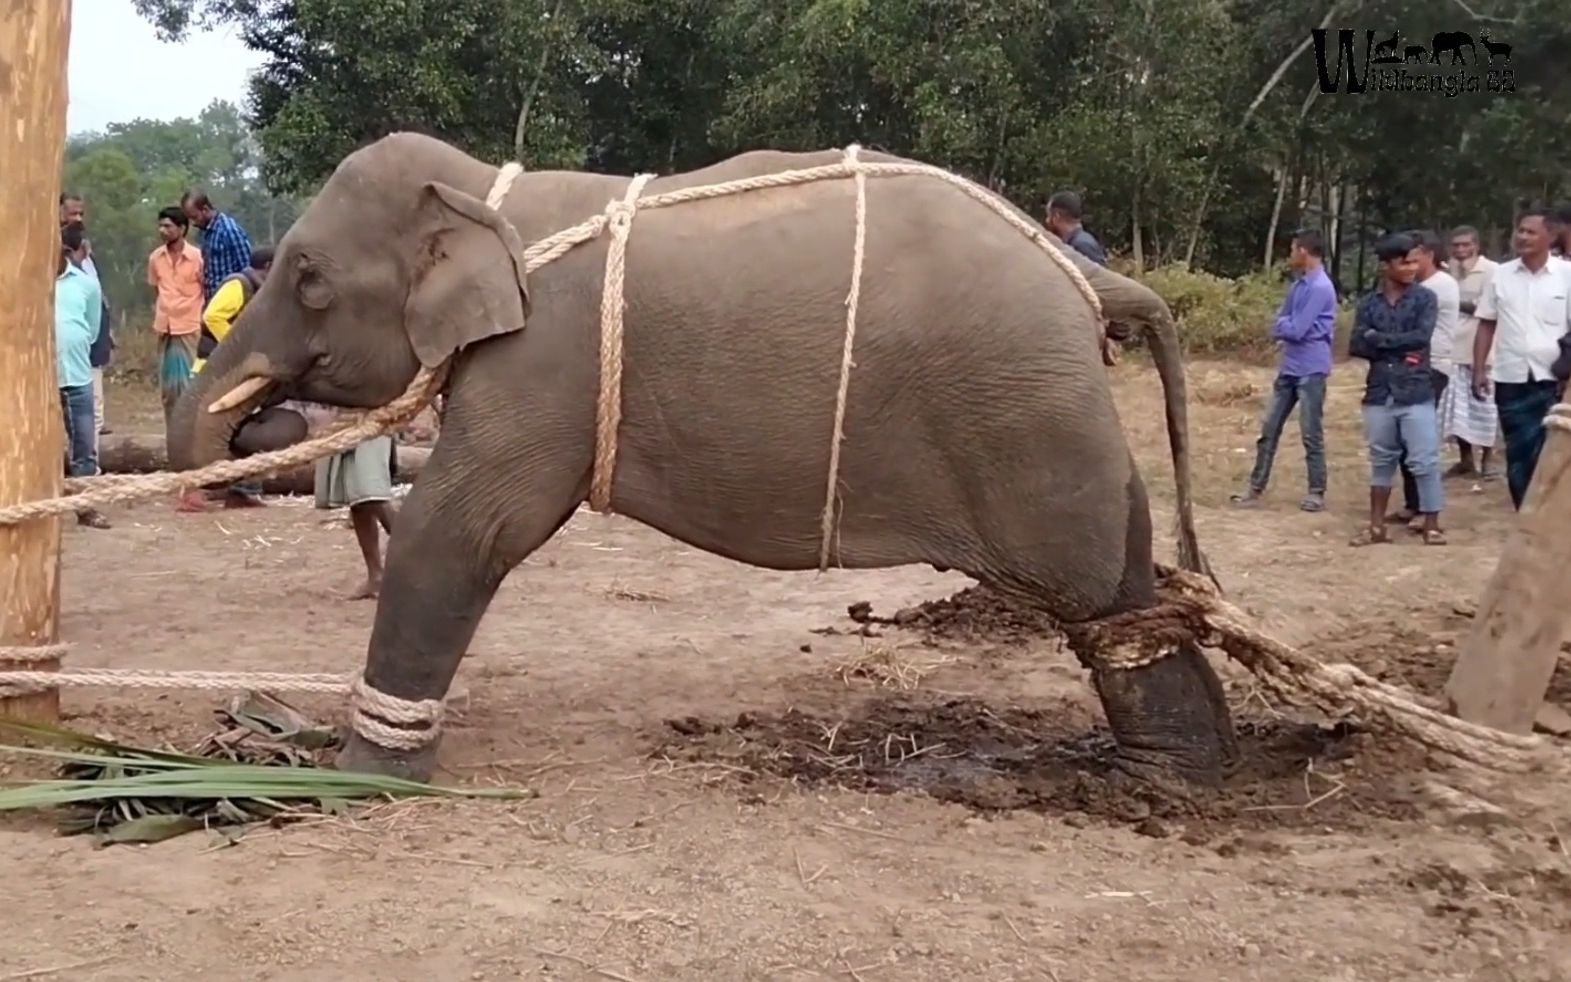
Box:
[181,189,253,301]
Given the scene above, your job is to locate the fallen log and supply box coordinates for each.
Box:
[95,433,431,497]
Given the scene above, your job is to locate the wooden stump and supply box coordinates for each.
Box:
[0,0,73,723]
[1444,403,1571,734]
[95,433,432,496]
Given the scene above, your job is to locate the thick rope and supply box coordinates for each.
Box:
[818,144,869,570]
[589,172,655,513]
[487,161,524,210]
[1064,566,1556,773]
[0,665,351,699]
[0,364,447,527]
[349,676,445,752]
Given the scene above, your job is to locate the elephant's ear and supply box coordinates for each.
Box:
[404,181,531,369]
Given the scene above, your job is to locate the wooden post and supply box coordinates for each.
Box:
[0,0,74,723]
[1444,403,1571,733]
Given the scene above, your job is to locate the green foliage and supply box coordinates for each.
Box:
[1140,264,1329,359]
[62,101,305,350]
[129,0,1567,353]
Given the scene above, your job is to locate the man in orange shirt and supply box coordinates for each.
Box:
[147,205,207,511]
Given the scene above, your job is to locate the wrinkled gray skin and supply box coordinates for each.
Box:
[169,133,1236,787]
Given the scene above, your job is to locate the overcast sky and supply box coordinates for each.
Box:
[67,0,265,134]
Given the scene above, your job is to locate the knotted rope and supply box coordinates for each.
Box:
[1064,566,1555,773]
[589,172,655,512]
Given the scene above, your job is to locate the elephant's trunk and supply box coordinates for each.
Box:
[167,355,275,472]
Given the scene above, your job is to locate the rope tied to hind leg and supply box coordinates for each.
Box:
[1063,566,1556,773]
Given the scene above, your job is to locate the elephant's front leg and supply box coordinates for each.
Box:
[334,435,586,781]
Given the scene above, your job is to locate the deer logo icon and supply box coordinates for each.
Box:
[1479,31,1512,64]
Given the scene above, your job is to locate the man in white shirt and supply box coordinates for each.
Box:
[1394,230,1460,524]
[1438,226,1499,478]
[1471,208,1571,509]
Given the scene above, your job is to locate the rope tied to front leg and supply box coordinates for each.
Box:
[349,677,447,752]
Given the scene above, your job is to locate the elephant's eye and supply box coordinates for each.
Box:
[294,255,335,310]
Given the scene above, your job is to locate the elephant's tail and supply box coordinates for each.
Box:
[1138,307,1218,590]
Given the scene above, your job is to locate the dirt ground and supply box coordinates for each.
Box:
[3,360,1569,982]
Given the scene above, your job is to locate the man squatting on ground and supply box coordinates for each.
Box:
[1232,228,1337,512]
[1349,233,1445,546]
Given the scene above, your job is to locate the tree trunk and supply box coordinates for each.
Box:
[94,434,431,496]
[1181,0,1357,265]
[0,0,73,724]
[1130,187,1145,269]
[1263,164,1290,272]
[513,0,567,162]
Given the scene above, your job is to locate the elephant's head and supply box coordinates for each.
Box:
[168,134,532,470]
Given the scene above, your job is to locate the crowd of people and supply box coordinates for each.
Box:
[1230,207,1571,545]
[53,191,400,597]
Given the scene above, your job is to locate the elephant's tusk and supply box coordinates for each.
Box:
[207,376,274,413]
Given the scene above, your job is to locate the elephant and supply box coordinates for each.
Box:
[169,132,1237,788]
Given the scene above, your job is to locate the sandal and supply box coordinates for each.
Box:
[1350,525,1390,547]
[1422,528,1448,546]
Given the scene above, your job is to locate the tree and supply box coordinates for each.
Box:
[132,0,1571,287]
[62,100,304,329]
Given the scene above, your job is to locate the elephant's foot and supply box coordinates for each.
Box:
[1086,641,1239,790]
[334,729,441,783]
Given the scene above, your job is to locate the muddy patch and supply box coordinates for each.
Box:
[655,695,1428,841]
[841,585,1062,645]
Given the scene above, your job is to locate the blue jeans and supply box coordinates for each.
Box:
[59,384,97,478]
[1247,372,1327,494]
[1363,399,1443,513]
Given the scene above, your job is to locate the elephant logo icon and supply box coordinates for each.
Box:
[1429,31,1475,65]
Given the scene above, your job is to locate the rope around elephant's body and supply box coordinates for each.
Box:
[588,172,654,513]
[3,151,1103,535]
[818,145,870,569]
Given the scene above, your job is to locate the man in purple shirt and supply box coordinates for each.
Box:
[1232,229,1339,512]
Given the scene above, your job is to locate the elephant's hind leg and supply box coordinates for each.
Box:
[334,423,587,781]
[1075,475,1238,789]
